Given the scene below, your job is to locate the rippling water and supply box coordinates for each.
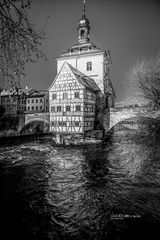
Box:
[1,128,160,240]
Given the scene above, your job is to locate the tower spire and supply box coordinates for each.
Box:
[78,0,90,44]
[83,0,86,17]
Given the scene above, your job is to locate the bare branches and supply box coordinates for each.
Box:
[129,55,160,109]
[0,0,46,88]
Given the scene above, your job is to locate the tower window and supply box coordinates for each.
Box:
[81,29,85,38]
[87,62,92,71]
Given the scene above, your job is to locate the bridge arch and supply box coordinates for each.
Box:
[19,119,49,134]
[25,118,49,125]
[109,107,139,130]
[19,113,50,133]
[109,106,160,130]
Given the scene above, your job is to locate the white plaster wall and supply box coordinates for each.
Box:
[57,53,104,92]
[26,97,45,111]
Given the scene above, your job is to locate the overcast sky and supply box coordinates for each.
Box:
[22,0,160,105]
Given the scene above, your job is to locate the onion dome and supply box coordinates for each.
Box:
[77,1,91,44]
[79,16,90,28]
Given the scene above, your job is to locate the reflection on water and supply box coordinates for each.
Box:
[0,128,160,239]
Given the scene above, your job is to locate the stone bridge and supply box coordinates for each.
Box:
[109,106,160,130]
[18,107,160,134]
[18,112,50,132]
[25,112,50,125]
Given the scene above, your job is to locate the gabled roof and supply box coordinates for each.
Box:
[68,64,100,92]
[48,62,100,93]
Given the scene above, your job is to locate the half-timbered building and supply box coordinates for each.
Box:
[49,62,99,133]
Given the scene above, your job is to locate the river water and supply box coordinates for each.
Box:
[0,126,160,240]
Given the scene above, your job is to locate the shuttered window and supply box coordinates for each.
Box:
[74,92,80,98]
[52,94,57,100]
[57,106,61,112]
[75,122,79,127]
[66,105,71,112]
[76,105,81,112]
[51,106,56,112]
[63,92,68,99]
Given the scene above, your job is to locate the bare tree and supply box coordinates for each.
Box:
[0,0,46,88]
[129,55,160,109]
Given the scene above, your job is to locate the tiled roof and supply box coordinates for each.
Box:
[68,64,100,92]
[22,88,34,93]
[27,92,45,98]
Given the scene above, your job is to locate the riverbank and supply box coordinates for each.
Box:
[0,132,103,147]
[0,133,52,146]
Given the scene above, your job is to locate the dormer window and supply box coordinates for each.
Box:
[87,62,92,71]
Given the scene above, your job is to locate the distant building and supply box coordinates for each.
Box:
[26,90,49,113]
[48,2,115,134]
[49,62,99,133]
[0,87,33,116]
[0,86,44,116]
[1,88,19,116]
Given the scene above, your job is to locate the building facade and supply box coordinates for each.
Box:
[0,87,49,116]
[1,90,18,116]
[0,87,30,116]
[49,62,99,133]
[26,91,49,113]
[49,2,115,134]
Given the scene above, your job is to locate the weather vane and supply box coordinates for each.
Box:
[83,0,86,17]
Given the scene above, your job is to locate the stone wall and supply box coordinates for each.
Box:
[25,112,50,125]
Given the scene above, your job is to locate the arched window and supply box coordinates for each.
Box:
[80,29,85,38]
[87,62,92,71]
